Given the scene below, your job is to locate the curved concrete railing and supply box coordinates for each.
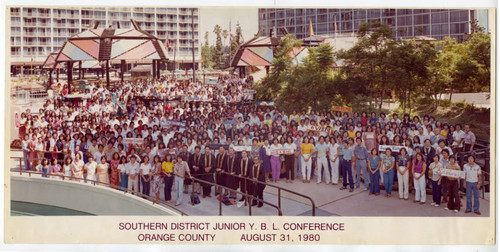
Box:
[11,175,182,216]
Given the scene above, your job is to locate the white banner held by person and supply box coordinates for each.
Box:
[123,138,144,145]
[269,149,294,155]
[378,145,405,153]
[440,168,466,179]
[232,146,252,152]
[161,120,186,128]
[307,125,331,134]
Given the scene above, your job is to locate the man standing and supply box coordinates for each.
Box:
[354,137,370,190]
[126,155,140,193]
[189,146,203,194]
[251,156,266,208]
[200,146,215,198]
[339,140,355,192]
[215,146,228,196]
[462,124,476,153]
[313,136,330,184]
[238,151,252,202]
[225,148,239,199]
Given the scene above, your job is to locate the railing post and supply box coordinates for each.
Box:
[191,181,195,206]
[278,189,281,210]
[219,186,222,216]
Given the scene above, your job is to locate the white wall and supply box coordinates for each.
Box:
[11,175,182,216]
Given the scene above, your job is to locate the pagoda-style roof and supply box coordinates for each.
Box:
[54,20,168,63]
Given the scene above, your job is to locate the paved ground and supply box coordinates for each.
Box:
[9,151,490,217]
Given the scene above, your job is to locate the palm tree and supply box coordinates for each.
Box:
[222,29,229,47]
[213,24,221,38]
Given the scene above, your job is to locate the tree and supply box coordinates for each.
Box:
[201,31,216,69]
[254,34,302,101]
[213,24,223,68]
[337,22,396,109]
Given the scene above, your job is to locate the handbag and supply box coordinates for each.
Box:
[190,193,200,205]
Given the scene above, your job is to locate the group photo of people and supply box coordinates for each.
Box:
[15,74,484,214]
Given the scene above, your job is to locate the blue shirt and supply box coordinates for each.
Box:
[342,146,354,161]
[314,143,329,158]
[368,155,381,170]
[354,145,369,160]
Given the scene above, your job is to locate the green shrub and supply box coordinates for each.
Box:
[440,99,451,107]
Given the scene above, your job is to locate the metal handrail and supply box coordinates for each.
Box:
[190,174,282,216]
[9,161,188,216]
[221,170,316,216]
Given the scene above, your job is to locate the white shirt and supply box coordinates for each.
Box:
[140,163,152,175]
[284,143,297,152]
[463,163,482,183]
[125,162,140,175]
[85,161,97,177]
[268,144,283,157]
[328,143,340,159]
[452,130,465,148]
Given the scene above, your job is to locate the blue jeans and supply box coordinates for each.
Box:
[42,167,48,178]
[141,177,150,196]
[355,159,369,189]
[164,175,174,201]
[369,170,380,194]
[175,176,184,204]
[23,151,32,170]
[119,173,128,191]
[466,182,480,212]
[383,169,394,194]
[432,180,442,204]
[342,159,353,188]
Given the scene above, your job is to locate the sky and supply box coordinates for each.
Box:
[199,7,259,46]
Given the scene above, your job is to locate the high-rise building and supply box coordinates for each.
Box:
[258,8,489,42]
[9,7,200,73]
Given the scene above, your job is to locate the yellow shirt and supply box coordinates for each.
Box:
[440,129,448,138]
[300,143,314,154]
[348,130,356,139]
[263,119,273,127]
[162,161,174,173]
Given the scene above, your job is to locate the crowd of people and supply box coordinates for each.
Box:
[16,74,483,214]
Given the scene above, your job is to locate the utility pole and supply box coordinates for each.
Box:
[191,8,196,83]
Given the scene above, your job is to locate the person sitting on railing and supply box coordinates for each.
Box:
[49,158,64,178]
[84,156,97,182]
[36,158,50,178]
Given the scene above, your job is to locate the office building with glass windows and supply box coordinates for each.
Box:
[258,8,489,41]
[8,7,200,73]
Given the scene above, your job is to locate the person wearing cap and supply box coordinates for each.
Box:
[126,155,140,193]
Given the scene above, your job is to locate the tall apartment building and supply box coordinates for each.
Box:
[9,7,200,73]
[258,8,489,42]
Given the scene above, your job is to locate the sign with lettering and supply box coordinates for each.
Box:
[331,106,352,112]
[269,149,294,155]
[256,101,275,106]
[222,118,238,127]
[307,125,331,134]
[123,138,144,145]
[207,144,230,150]
[378,145,405,153]
[242,89,257,94]
[161,120,186,128]
[440,168,466,179]
[233,146,252,152]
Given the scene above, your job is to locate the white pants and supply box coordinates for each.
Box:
[414,173,426,202]
[128,176,139,193]
[397,166,409,199]
[301,154,312,180]
[316,156,329,183]
[329,158,339,184]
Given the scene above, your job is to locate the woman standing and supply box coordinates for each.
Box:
[428,154,443,207]
[328,137,340,185]
[381,148,395,197]
[140,156,152,196]
[173,155,193,206]
[110,153,121,188]
[443,156,461,212]
[268,138,283,183]
[63,156,73,178]
[71,153,84,181]
[151,155,163,203]
[397,148,411,200]
[300,137,314,183]
[412,153,427,204]
[363,126,376,152]
[259,139,272,182]
[283,136,296,183]
[97,156,110,184]
[367,148,381,195]
[162,155,175,203]
[117,156,128,190]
